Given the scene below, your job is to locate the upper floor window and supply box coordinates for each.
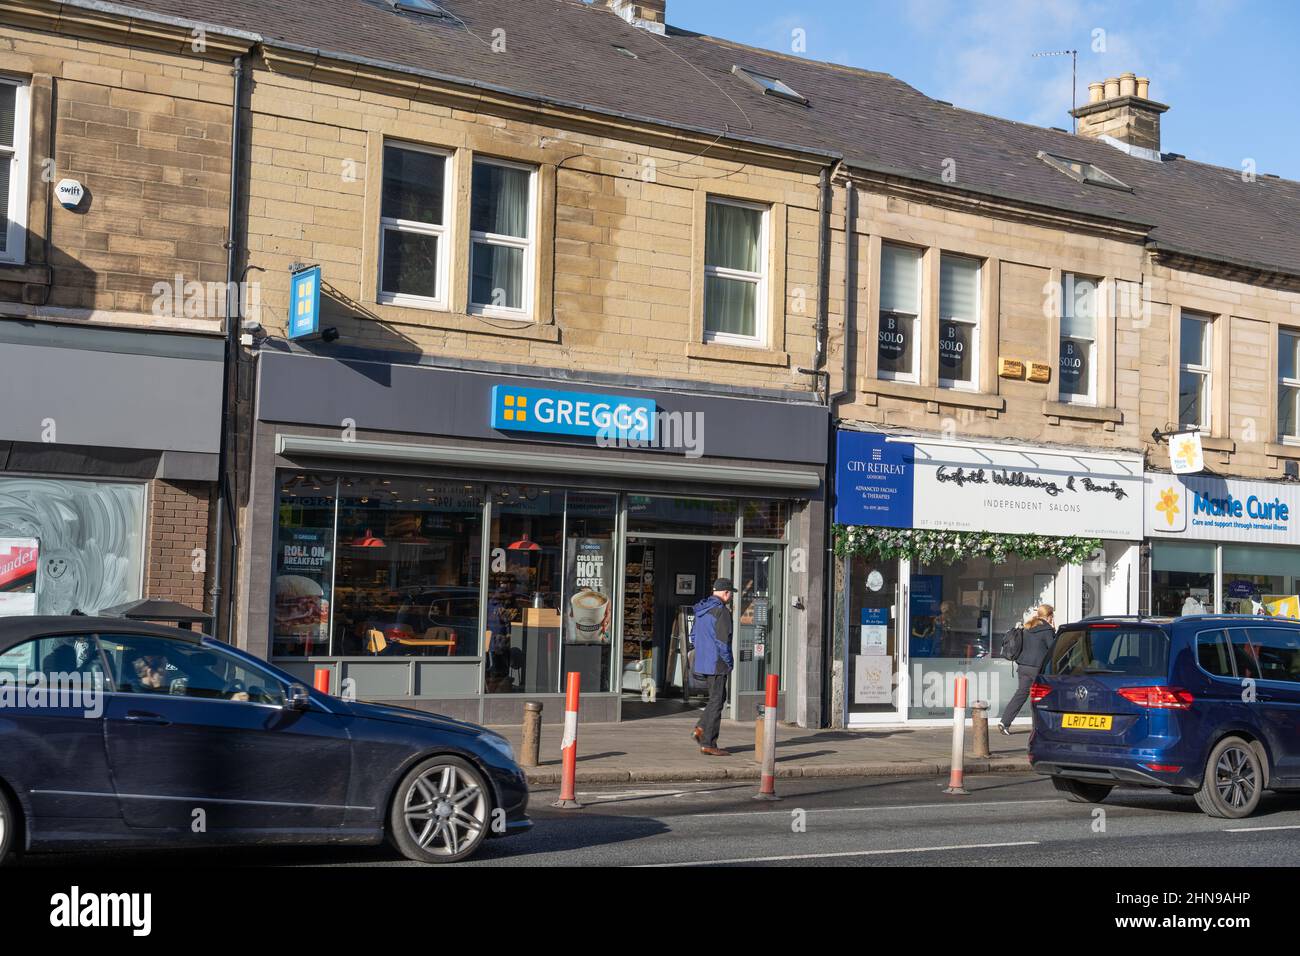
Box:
[1279,329,1300,442]
[378,143,451,309]
[1178,311,1213,430]
[1060,274,1099,404]
[704,197,767,345]
[938,253,980,390]
[0,76,30,265]
[469,157,536,317]
[878,243,921,382]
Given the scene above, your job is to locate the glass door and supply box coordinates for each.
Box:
[846,555,903,722]
[737,545,783,699]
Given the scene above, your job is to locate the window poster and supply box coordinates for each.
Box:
[566,537,613,644]
[0,537,38,617]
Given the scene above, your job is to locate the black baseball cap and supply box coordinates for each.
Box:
[712,578,736,593]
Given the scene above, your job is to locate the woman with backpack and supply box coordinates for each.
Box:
[999,603,1057,736]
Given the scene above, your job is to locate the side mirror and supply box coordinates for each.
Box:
[286,683,312,711]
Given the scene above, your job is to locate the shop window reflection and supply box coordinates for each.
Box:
[486,486,565,694]
[330,477,483,658]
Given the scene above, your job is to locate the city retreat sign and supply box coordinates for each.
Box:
[835,430,1144,540]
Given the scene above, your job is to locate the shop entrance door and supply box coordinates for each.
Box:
[846,557,905,724]
[621,536,736,718]
[735,545,784,721]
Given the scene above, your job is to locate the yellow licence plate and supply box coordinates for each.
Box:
[1061,713,1113,730]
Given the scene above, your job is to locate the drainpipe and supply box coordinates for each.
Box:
[820,172,854,728]
[211,54,246,643]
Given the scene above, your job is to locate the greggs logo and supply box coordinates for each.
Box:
[491,385,656,442]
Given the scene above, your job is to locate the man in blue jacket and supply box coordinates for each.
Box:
[691,578,736,756]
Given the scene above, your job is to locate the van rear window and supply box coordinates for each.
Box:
[1045,626,1169,677]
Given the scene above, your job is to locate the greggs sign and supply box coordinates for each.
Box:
[490,385,656,442]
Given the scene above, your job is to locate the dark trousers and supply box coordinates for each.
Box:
[695,673,729,748]
[1000,664,1040,728]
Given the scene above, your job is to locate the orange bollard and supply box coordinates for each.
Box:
[754,673,780,801]
[944,675,969,795]
[552,671,582,809]
[313,667,331,694]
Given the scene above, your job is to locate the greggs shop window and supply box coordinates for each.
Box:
[272,474,484,658]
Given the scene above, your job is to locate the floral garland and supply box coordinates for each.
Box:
[833,524,1103,566]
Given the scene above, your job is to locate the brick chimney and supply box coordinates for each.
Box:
[1070,73,1169,158]
[605,0,666,35]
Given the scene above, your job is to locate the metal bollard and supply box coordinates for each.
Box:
[944,676,969,795]
[552,672,582,809]
[521,701,543,768]
[971,700,991,758]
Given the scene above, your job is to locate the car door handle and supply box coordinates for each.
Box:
[121,711,170,726]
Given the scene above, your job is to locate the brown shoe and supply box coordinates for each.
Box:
[691,726,703,742]
[700,746,730,757]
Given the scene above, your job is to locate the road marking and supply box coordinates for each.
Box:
[687,797,1062,820]
[1223,823,1300,833]
[635,840,1040,867]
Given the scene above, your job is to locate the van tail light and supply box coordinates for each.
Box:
[1030,682,1052,704]
[1117,686,1195,710]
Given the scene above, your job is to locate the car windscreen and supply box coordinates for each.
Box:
[1044,625,1169,678]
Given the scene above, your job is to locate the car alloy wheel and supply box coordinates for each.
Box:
[1195,737,1263,819]
[389,755,491,863]
[0,787,15,866]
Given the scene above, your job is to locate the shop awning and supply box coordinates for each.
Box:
[275,434,822,491]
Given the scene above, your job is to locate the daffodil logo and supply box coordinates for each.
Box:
[1174,438,1196,468]
[1154,486,1185,531]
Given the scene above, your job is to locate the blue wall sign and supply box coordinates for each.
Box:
[490,385,656,442]
[288,266,321,340]
[834,430,914,526]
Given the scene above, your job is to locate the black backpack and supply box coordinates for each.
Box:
[1002,625,1025,662]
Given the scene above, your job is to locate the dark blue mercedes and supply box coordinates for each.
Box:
[0,617,530,864]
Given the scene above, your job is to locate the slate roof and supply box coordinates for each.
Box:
[76,0,1300,277]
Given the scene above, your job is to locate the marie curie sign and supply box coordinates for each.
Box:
[491,385,655,442]
[1146,474,1299,543]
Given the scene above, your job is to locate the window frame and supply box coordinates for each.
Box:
[467,154,538,320]
[377,140,453,312]
[1279,327,1300,444]
[1178,312,1213,431]
[0,75,31,266]
[937,252,981,392]
[702,195,770,348]
[877,242,922,384]
[1059,272,1100,406]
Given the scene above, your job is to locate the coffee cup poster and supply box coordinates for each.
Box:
[566,538,613,643]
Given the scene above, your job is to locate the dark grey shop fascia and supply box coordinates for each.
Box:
[0,319,224,481]
[256,349,828,469]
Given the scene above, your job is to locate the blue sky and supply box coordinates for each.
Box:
[666,0,1300,180]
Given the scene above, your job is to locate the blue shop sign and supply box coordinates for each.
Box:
[288,266,321,340]
[834,430,913,526]
[490,384,656,442]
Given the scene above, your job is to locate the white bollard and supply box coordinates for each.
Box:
[944,675,969,795]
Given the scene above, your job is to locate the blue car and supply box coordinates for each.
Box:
[1029,614,1300,818]
[0,617,530,863]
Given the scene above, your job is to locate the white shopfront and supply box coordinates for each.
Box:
[836,430,1144,726]
[1146,472,1300,618]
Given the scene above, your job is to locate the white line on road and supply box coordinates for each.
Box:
[635,840,1040,867]
[1223,823,1300,833]
[686,797,1063,819]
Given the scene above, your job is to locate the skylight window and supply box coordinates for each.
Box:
[1037,151,1131,191]
[613,45,638,59]
[732,65,808,105]
[389,0,447,16]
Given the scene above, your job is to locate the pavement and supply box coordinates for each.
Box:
[487,710,1031,785]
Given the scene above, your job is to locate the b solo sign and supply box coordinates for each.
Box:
[835,430,1144,540]
[1146,473,1299,544]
